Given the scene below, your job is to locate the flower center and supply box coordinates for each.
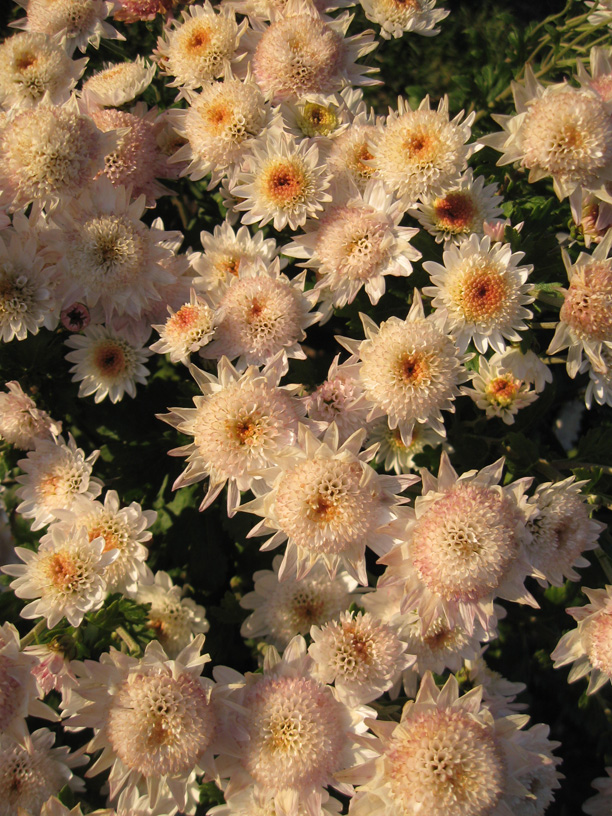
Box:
[453,263,508,324]
[264,161,307,206]
[15,52,38,71]
[585,612,612,677]
[93,341,127,377]
[46,551,80,591]
[187,26,211,52]
[398,352,430,386]
[486,376,519,408]
[433,192,477,232]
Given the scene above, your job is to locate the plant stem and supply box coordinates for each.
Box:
[115,626,141,656]
[20,619,47,648]
[552,460,612,476]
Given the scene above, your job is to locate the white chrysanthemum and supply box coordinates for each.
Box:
[15,435,102,531]
[3,524,116,628]
[200,259,321,371]
[210,788,343,816]
[462,354,538,425]
[548,232,612,377]
[577,45,612,105]
[39,799,111,816]
[481,67,612,201]
[155,2,245,90]
[241,424,417,585]
[338,292,467,440]
[327,117,381,193]
[160,355,307,515]
[372,95,475,205]
[284,181,420,310]
[63,638,220,813]
[13,0,122,53]
[151,289,215,364]
[0,32,86,109]
[367,420,441,474]
[0,728,85,816]
[359,0,449,40]
[379,452,537,637]
[231,129,332,230]
[25,642,78,698]
[240,554,358,650]
[133,571,209,659]
[0,100,113,211]
[47,180,176,321]
[552,585,612,695]
[309,610,413,704]
[279,88,359,143]
[304,356,370,444]
[584,346,612,408]
[81,58,156,107]
[411,169,503,244]
[423,234,534,354]
[0,381,61,450]
[494,347,552,393]
[584,768,612,816]
[526,477,605,588]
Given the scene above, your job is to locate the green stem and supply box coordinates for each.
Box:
[20,619,47,648]
[551,460,612,476]
[115,626,141,656]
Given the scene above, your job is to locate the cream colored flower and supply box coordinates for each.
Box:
[359,0,449,40]
[151,289,216,364]
[81,58,156,107]
[462,354,538,425]
[12,0,122,53]
[0,381,61,450]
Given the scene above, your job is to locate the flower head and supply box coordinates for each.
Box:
[304,356,370,444]
[367,420,441,474]
[462,354,538,424]
[13,0,122,52]
[151,289,215,364]
[0,381,61,450]
[81,58,156,107]
[359,0,449,40]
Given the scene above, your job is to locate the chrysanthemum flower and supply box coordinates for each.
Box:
[423,234,534,354]
[241,424,417,585]
[584,768,612,816]
[552,585,612,694]
[12,0,123,53]
[492,347,552,393]
[371,95,475,205]
[39,799,111,816]
[327,115,382,193]
[366,420,441,474]
[25,642,78,698]
[0,381,61,450]
[285,181,420,310]
[240,554,358,650]
[151,289,215,364]
[133,570,209,659]
[462,354,538,425]
[210,788,343,816]
[231,128,332,230]
[112,0,173,22]
[304,356,370,444]
[15,435,102,531]
[81,57,156,107]
[0,32,87,109]
[160,355,307,515]
[584,347,612,408]
[359,0,449,40]
[279,87,359,143]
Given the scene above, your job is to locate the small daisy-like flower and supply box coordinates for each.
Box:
[367,420,441,474]
[327,117,381,193]
[241,424,417,585]
[160,355,307,515]
[63,637,220,813]
[15,435,102,531]
[411,169,503,244]
[338,292,467,440]
[155,2,245,90]
[284,180,420,309]
[359,0,449,40]
[231,128,332,230]
[0,728,86,816]
[584,768,612,816]
[526,477,605,587]
[151,289,215,364]
[309,610,413,704]
[133,570,209,659]
[304,356,370,444]
[13,0,123,53]
[279,90,355,143]
[548,232,612,377]
[240,554,358,650]
[81,58,156,107]
[372,95,475,205]
[65,323,152,404]
[0,381,61,450]
[493,347,552,393]
[201,259,321,371]
[462,354,538,425]
[0,32,86,109]
[552,585,612,694]
[482,67,612,201]
[423,234,534,354]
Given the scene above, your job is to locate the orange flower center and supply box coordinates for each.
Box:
[264,160,306,206]
[47,551,79,590]
[458,267,507,322]
[434,192,477,232]
[398,352,429,386]
[94,341,126,377]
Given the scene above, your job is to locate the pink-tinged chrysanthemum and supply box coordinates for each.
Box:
[371,95,475,205]
[25,641,78,698]
[64,323,152,404]
[3,524,116,627]
[285,181,420,310]
[359,0,449,40]
[39,799,111,816]
[155,2,246,90]
[423,234,534,354]
[0,381,61,450]
[366,420,441,475]
[570,188,612,248]
[0,727,86,816]
[15,435,102,531]
[327,111,382,194]
[552,585,612,695]
[241,424,417,585]
[12,0,123,53]
[379,453,537,637]
[343,672,533,816]
[231,128,332,230]
[0,32,87,109]
[462,354,538,425]
[584,768,612,816]
[526,477,604,588]
[81,58,156,108]
[577,45,612,106]
[133,570,209,659]
[309,610,413,705]
[151,289,216,364]
[214,636,373,816]
[63,637,221,813]
[200,259,321,372]
[547,232,612,377]
[411,169,503,244]
[240,554,358,650]
[47,180,175,322]
[160,355,307,515]
[481,67,612,201]
[584,346,612,408]
[464,656,527,718]
[304,356,370,444]
[338,292,467,440]
[210,788,343,816]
